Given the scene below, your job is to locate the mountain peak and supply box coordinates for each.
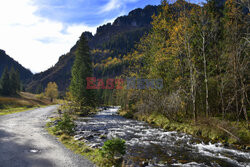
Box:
[0,49,6,55]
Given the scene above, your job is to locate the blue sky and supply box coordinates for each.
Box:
[0,0,205,73]
[33,0,205,27]
[32,0,161,27]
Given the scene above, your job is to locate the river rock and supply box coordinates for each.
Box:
[141,161,149,167]
[73,106,250,166]
[74,134,84,141]
[88,143,101,148]
[86,134,94,140]
[246,146,250,150]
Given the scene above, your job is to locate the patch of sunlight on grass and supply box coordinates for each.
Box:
[0,105,50,116]
[0,107,35,115]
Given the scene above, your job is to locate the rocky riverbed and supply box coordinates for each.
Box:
[74,107,250,167]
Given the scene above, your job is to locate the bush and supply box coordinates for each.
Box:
[100,138,126,165]
[54,113,75,135]
[123,111,134,119]
[35,93,45,100]
[59,92,96,116]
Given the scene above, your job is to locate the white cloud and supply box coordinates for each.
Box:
[0,0,97,73]
[100,0,139,13]
[100,0,121,13]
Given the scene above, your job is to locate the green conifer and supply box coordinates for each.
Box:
[9,67,20,95]
[0,67,11,96]
[70,34,96,113]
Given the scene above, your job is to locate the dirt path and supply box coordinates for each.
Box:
[0,105,95,167]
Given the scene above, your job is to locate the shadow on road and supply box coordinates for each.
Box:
[0,129,54,167]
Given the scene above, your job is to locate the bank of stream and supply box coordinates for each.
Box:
[74,107,250,167]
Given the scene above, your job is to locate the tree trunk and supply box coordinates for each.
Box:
[187,41,197,123]
[202,35,209,117]
[234,54,240,122]
[220,82,225,119]
[240,73,249,128]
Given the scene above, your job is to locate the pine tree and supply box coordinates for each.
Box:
[9,67,20,95]
[0,67,11,96]
[70,34,96,113]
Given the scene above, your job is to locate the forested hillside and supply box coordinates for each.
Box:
[1,1,249,166]
[0,49,33,82]
[26,5,160,93]
[114,0,249,144]
[26,0,249,131]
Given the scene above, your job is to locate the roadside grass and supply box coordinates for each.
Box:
[119,110,250,149]
[0,106,36,115]
[0,92,56,115]
[46,122,110,167]
[46,117,123,167]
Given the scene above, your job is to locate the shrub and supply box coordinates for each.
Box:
[100,138,126,165]
[54,113,75,135]
[59,92,96,116]
[123,111,134,119]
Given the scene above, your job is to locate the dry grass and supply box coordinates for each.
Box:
[0,92,55,115]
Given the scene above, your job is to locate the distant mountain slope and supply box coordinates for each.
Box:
[0,49,33,82]
[26,1,197,93]
[26,5,159,92]
[89,5,159,53]
[27,47,76,92]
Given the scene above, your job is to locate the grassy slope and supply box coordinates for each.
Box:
[0,92,54,115]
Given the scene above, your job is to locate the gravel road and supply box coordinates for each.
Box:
[0,105,95,167]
